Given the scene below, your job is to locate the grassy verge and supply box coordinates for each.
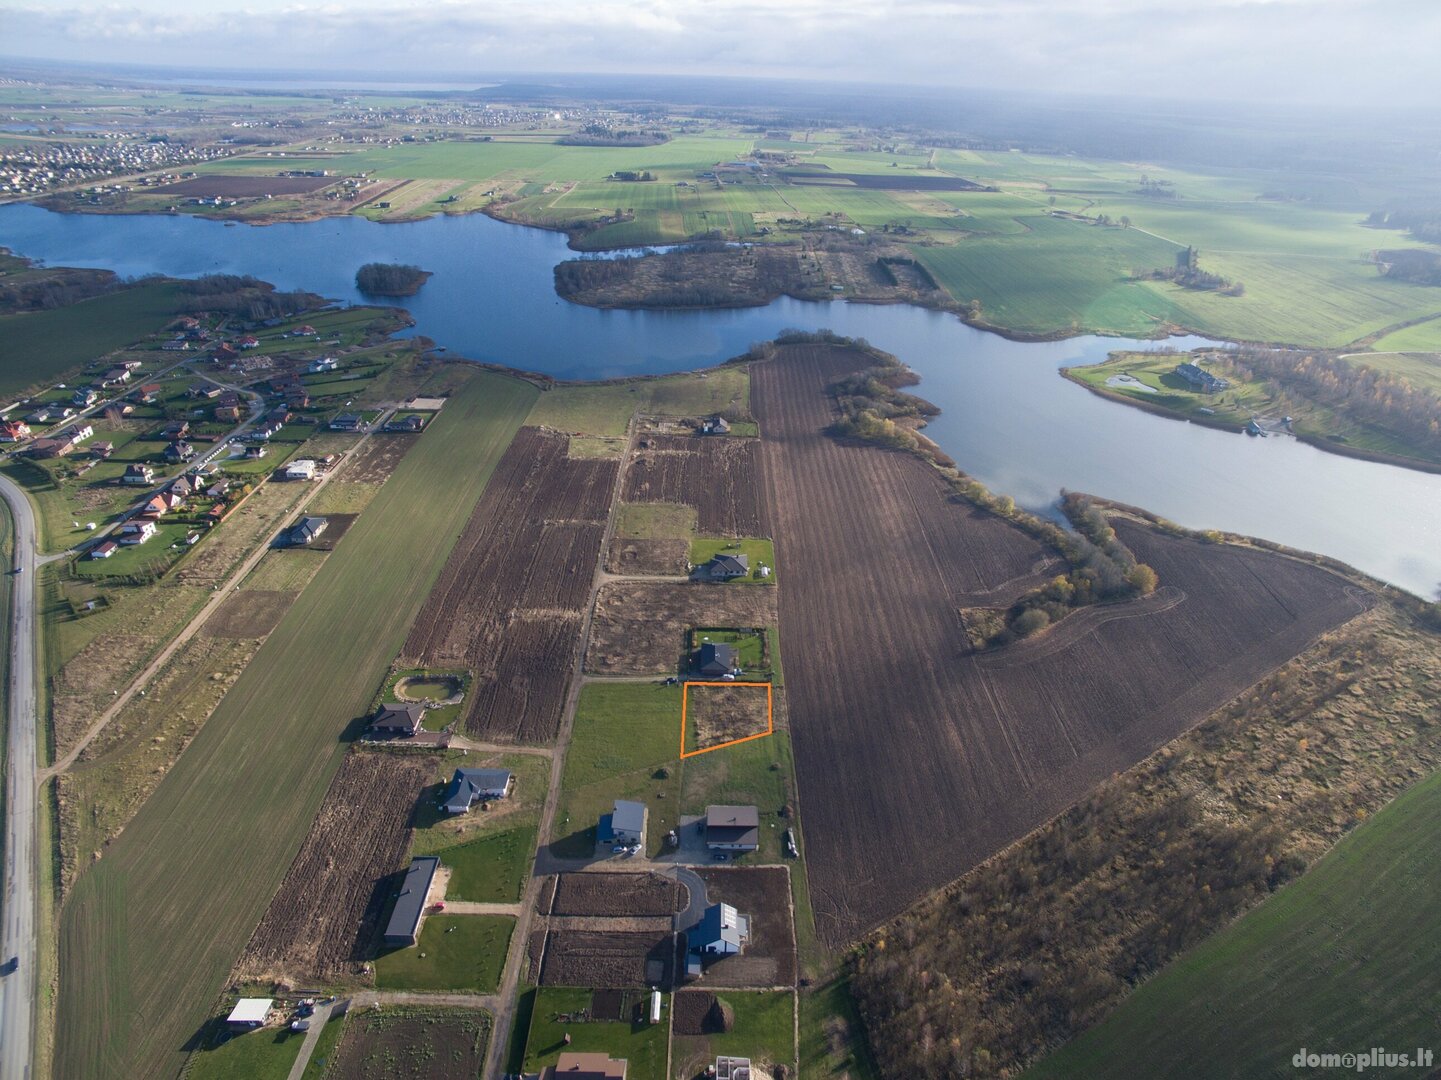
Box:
[55,371,538,1080]
[528,366,750,437]
[504,986,538,1076]
[374,915,514,994]
[1027,763,1441,1080]
[299,1008,347,1079]
[522,988,668,1080]
[800,976,879,1080]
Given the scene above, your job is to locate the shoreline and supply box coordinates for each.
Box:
[1060,368,1441,477]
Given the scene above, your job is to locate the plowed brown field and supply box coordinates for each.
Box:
[623,434,762,536]
[232,749,439,985]
[403,427,617,742]
[586,581,778,675]
[754,344,1368,946]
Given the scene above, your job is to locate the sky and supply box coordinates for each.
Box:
[1,0,1438,107]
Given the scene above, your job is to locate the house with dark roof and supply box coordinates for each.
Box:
[442,768,514,813]
[286,516,328,546]
[702,553,749,581]
[122,463,154,485]
[695,642,738,678]
[383,856,439,946]
[705,805,759,851]
[330,412,364,431]
[688,902,750,956]
[599,799,647,847]
[1174,362,1230,394]
[369,702,425,736]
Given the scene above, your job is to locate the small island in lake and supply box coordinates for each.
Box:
[355,262,432,297]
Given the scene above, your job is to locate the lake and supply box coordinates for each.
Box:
[1,202,1437,599]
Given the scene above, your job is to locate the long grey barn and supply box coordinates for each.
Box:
[383,855,439,946]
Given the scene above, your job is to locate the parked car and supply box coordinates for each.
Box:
[712,852,729,862]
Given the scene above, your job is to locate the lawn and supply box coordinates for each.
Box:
[689,538,776,584]
[1027,766,1441,1080]
[528,366,750,437]
[184,1024,306,1080]
[55,370,538,1080]
[436,825,537,904]
[374,915,514,994]
[671,990,796,1080]
[0,280,186,398]
[680,721,793,862]
[523,988,669,1080]
[551,682,684,858]
[1353,349,1441,396]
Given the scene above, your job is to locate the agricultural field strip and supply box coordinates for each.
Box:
[753,345,1367,945]
[401,427,617,743]
[481,412,637,1080]
[54,371,536,1080]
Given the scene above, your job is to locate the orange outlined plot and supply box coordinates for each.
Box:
[680,680,774,758]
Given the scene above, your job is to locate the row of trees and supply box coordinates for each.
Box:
[0,267,118,313]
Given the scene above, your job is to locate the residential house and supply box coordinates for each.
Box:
[89,540,118,560]
[244,445,268,459]
[540,1053,628,1080]
[702,553,749,581]
[293,324,318,337]
[139,495,168,519]
[1174,362,1230,394]
[212,343,239,364]
[382,856,439,946]
[27,437,71,459]
[442,768,514,813]
[117,521,157,546]
[700,415,731,435]
[164,440,195,463]
[286,515,327,546]
[284,459,317,481]
[308,356,338,373]
[330,412,364,431]
[385,414,425,432]
[214,405,242,423]
[101,367,131,385]
[90,441,115,459]
[161,420,190,441]
[71,387,98,408]
[122,463,155,485]
[687,902,750,956]
[255,421,283,440]
[134,384,162,404]
[705,805,760,852]
[695,642,738,678]
[599,799,647,847]
[238,335,260,350]
[0,420,31,442]
[160,340,191,352]
[368,702,425,737]
[205,479,231,499]
[168,476,194,498]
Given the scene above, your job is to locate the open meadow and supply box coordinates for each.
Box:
[54,370,536,1080]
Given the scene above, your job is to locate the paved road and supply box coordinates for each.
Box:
[0,473,39,1080]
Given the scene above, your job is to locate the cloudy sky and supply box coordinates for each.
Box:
[1,0,1436,106]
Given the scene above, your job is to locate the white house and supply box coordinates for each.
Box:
[284,458,317,481]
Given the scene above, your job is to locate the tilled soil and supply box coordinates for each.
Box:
[755,344,1366,946]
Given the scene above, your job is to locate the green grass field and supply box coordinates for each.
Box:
[799,976,879,1080]
[55,370,537,1080]
[1352,349,1441,396]
[522,988,669,1080]
[0,281,186,398]
[436,825,537,904]
[671,990,796,1080]
[527,366,749,436]
[374,915,514,994]
[298,1008,346,1080]
[1027,766,1441,1080]
[183,1025,306,1080]
[613,503,698,540]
